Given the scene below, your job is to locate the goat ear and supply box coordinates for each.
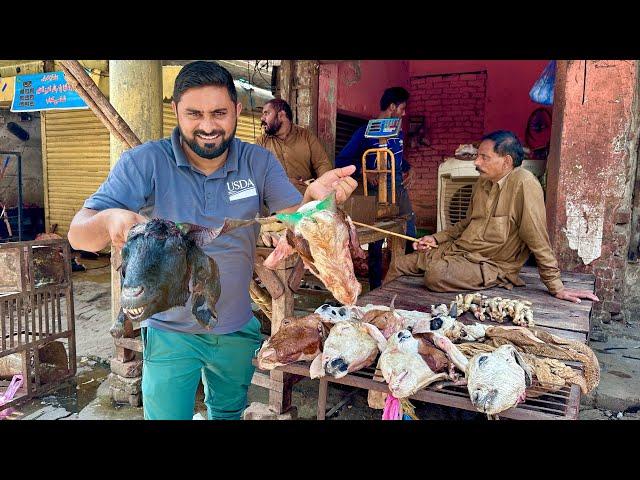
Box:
[317,191,337,213]
[448,301,458,318]
[363,323,387,352]
[320,320,335,334]
[178,218,257,247]
[126,222,147,240]
[309,354,325,379]
[189,251,221,330]
[389,293,398,312]
[512,347,533,387]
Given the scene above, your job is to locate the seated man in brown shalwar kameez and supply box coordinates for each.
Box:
[385,130,599,305]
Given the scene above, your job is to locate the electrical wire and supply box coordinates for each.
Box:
[255,60,270,85]
[246,61,257,139]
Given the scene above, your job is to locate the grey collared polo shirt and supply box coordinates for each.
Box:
[84,127,302,334]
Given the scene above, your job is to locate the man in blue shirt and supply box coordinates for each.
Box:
[67,61,357,420]
[335,86,417,289]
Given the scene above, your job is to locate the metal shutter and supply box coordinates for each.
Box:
[335,113,368,157]
[41,110,110,236]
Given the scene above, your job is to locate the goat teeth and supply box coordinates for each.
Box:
[125,307,145,318]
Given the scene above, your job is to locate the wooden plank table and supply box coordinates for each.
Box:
[262,266,595,419]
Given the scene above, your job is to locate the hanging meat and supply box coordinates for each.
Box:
[262,192,366,306]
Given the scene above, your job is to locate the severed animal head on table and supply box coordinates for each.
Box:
[378,329,450,398]
[255,313,331,370]
[466,344,533,416]
[433,334,533,417]
[309,320,387,379]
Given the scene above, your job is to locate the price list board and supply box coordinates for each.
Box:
[11,71,88,112]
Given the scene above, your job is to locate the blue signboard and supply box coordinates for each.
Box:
[10,71,88,112]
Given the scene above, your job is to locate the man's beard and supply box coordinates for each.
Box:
[262,117,281,136]
[180,122,237,159]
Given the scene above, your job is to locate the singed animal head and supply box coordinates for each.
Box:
[387,329,419,354]
[360,294,405,339]
[467,344,532,415]
[256,314,328,369]
[321,321,379,378]
[315,303,352,323]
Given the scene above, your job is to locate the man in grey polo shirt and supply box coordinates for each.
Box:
[68,61,357,420]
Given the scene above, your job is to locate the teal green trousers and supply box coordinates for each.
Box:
[140,317,263,420]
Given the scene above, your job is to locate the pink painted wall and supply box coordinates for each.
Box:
[409,60,551,140]
[336,60,410,118]
[334,60,551,139]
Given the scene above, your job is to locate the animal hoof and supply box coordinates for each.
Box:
[110,326,125,338]
[195,312,218,330]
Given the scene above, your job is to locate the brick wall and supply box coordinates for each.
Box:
[406,71,486,231]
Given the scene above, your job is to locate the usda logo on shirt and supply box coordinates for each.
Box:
[227,178,257,201]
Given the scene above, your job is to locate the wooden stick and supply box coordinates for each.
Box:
[59,60,142,148]
[351,220,422,243]
[60,60,141,147]
[59,63,132,148]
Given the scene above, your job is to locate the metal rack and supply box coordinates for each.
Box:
[0,238,77,409]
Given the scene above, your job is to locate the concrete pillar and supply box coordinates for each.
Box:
[545,60,639,323]
[278,60,294,109]
[108,61,163,324]
[318,63,338,165]
[294,61,319,132]
[277,61,320,133]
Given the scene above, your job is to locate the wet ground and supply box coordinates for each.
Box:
[13,357,111,420]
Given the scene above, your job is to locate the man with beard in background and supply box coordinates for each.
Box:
[67,61,357,420]
[256,98,333,194]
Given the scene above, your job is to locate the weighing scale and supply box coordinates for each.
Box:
[361,117,401,219]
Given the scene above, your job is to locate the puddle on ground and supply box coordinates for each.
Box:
[8,358,111,418]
